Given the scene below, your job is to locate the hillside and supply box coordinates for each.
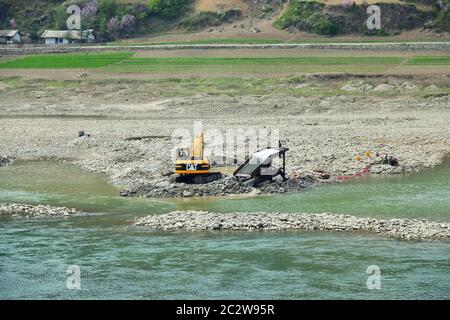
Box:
[274,1,434,36]
[195,0,250,12]
[0,0,448,43]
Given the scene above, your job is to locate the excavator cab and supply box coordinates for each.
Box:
[176,147,190,160]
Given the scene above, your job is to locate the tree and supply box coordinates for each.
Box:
[121,14,136,36]
[29,24,41,43]
[99,0,118,20]
[98,0,119,40]
[107,16,121,41]
[52,5,68,30]
[0,3,10,23]
[82,0,99,19]
[80,0,99,38]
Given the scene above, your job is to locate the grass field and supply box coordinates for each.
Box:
[0,52,449,74]
[104,56,405,73]
[116,57,405,65]
[407,56,450,65]
[0,52,133,69]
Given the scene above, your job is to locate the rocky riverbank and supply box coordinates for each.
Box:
[134,211,450,241]
[0,203,82,218]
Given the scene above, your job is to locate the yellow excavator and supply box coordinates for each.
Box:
[175,132,222,184]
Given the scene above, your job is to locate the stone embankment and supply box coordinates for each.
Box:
[1,42,449,55]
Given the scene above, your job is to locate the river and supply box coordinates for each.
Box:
[0,161,449,299]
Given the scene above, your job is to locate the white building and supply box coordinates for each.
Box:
[41,30,95,45]
[0,30,22,44]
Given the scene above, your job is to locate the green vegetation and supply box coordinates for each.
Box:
[408,56,450,65]
[274,0,433,35]
[148,0,193,19]
[1,0,449,42]
[116,56,404,66]
[0,52,133,69]
[274,1,337,35]
[1,53,449,74]
[102,56,405,73]
[0,0,195,42]
[433,0,450,32]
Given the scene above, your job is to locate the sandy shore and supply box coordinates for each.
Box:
[134,211,450,241]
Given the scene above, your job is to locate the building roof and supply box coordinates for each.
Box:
[0,30,20,37]
[41,30,94,40]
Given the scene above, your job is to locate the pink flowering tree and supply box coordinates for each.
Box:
[107,16,121,41]
[82,0,99,20]
[121,14,136,36]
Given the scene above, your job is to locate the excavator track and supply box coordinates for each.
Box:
[176,172,222,184]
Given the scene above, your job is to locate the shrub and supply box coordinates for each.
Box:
[99,0,118,19]
[148,0,193,19]
[274,0,325,30]
[275,1,337,35]
[313,17,338,35]
[433,0,450,32]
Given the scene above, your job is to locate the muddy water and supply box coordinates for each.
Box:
[0,161,449,299]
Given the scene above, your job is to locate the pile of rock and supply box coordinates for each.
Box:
[0,203,82,218]
[134,211,450,241]
[0,155,13,166]
[120,175,314,198]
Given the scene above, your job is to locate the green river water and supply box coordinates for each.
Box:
[0,161,449,299]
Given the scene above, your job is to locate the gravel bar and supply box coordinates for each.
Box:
[0,203,83,217]
[134,211,450,241]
